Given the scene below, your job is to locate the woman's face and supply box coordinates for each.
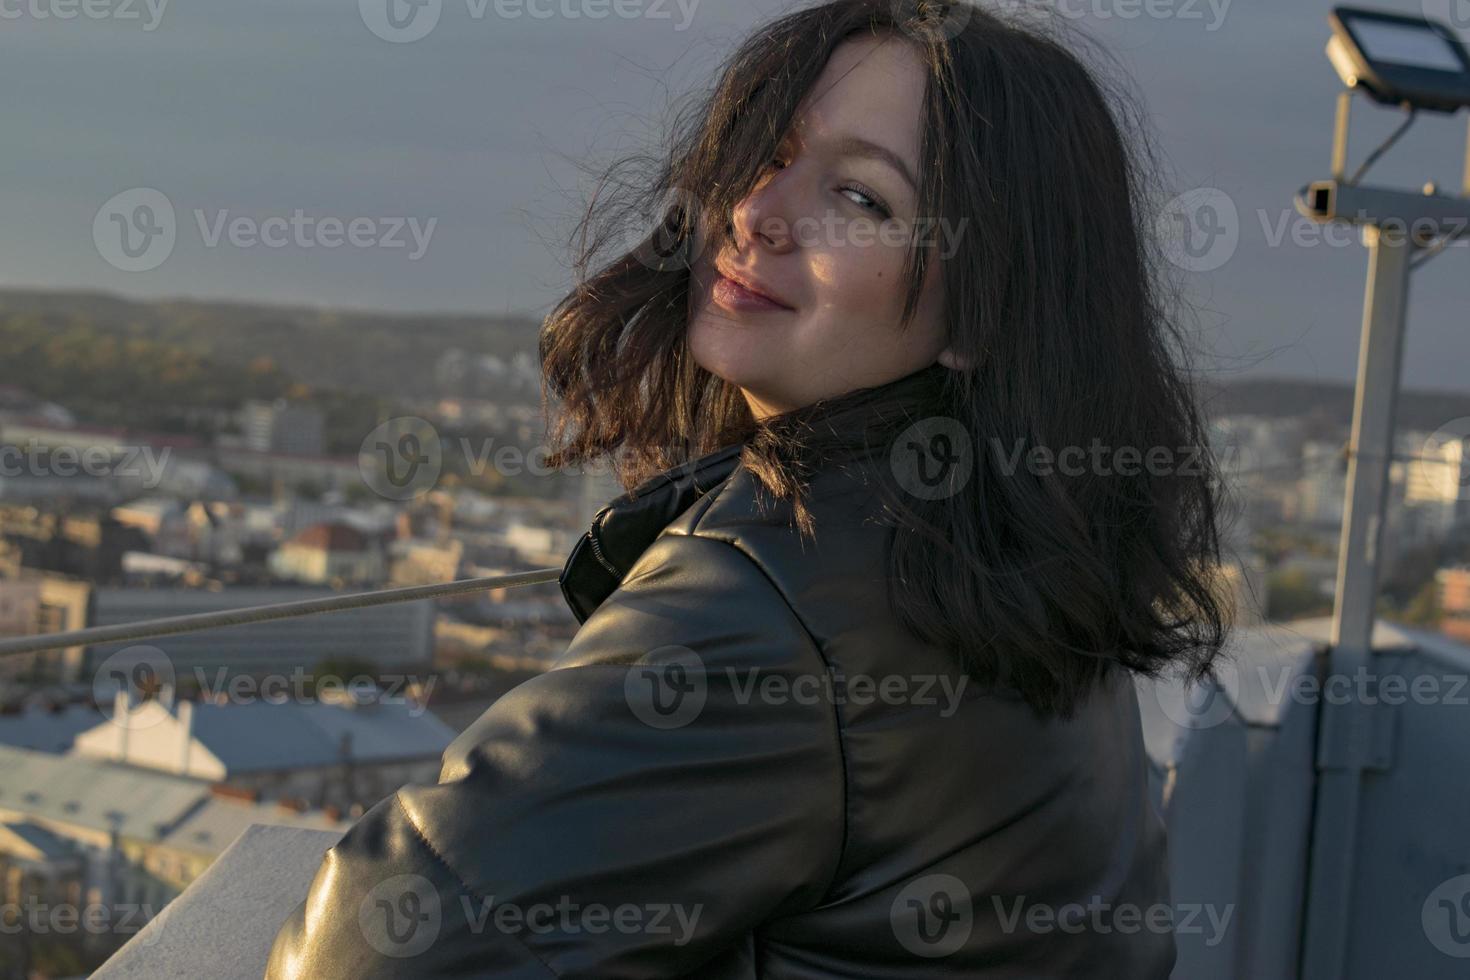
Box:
[687,33,963,420]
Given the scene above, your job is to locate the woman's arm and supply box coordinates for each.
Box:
[265,531,846,979]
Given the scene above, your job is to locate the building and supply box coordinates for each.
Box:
[212,446,360,495]
[0,418,204,503]
[71,692,455,811]
[0,387,73,428]
[147,787,348,896]
[0,463,117,506]
[502,521,567,566]
[83,585,435,682]
[1437,566,1470,643]
[0,744,346,948]
[0,506,145,584]
[1439,566,1470,614]
[388,537,464,588]
[241,400,325,457]
[0,744,217,914]
[0,418,200,460]
[0,703,104,753]
[0,576,91,682]
[119,551,209,586]
[111,494,183,537]
[1212,415,1307,483]
[269,521,384,586]
[111,498,246,566]
[1404,427,1469,540]
[1295,438,1349,527]
[150,456,238,502]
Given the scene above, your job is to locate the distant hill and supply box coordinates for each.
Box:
[0,288,542,400]
[1,288,1466,433]
[1197,377,1470,434]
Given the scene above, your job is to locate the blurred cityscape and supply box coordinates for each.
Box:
[0,289,622,976]
[0,288,1468,975]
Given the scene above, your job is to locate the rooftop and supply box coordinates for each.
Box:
[0,701,105,753]
[0,744,206,840]
[0,819,81,861]
[73,696,457,773]
[286,521,371,552]
[159,792,349,858]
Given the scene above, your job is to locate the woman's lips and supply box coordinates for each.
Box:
[711,273,794,314]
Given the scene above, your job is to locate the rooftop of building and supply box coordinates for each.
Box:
[74,694,457,773]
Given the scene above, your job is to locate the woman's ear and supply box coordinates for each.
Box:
[937,347,972,372]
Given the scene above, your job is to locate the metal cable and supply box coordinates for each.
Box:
[1346,107,1417,186]
[0,566,562,658]
[1,443,1453,659]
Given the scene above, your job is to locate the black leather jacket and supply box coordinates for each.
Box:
[265,390,1175,978]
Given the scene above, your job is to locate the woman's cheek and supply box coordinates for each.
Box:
[845,243,909,317]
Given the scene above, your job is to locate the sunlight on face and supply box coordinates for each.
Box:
[686,32,960,419]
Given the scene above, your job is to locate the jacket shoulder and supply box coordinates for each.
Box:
[266,502,851,978]
[658,461,901,661]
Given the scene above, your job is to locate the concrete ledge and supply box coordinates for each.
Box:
[93,824,342,979]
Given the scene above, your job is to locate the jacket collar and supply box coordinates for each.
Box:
[557,363,950,622]
[559,442,745,623]
[743,362,949,468]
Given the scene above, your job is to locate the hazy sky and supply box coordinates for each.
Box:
[3,0,1468,389]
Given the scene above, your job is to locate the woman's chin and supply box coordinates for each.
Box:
[690,323,775,389]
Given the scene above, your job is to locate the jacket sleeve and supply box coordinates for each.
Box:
[264,531,847,979]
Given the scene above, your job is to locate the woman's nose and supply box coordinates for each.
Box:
[731,167,798,255]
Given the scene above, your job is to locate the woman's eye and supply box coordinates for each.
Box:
[840,185,889,217]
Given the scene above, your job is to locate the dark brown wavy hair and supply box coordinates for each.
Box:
[538,0,1231,718]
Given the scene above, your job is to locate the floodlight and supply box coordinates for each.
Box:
[1327,6,1470,113]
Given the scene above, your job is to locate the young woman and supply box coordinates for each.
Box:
[268,1,1228,976]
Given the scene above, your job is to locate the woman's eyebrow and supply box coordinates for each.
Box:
[826,134,918,193]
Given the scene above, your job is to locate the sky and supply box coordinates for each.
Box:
[3,0,1469,390]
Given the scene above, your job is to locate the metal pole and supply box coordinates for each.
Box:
[1300,222,1413,980]
[1463,115,1470,197]
[1332,91,1352,183]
